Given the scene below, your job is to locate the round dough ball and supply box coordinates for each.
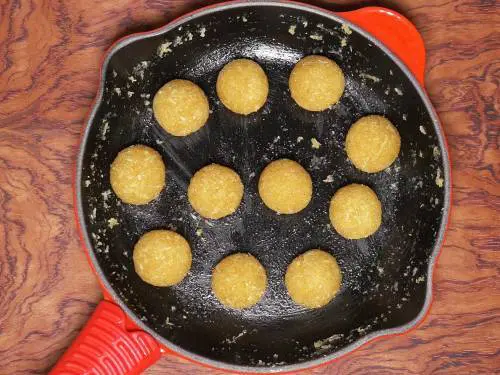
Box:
[153,79,209,136]
[110,145,165,205]
[216,59,269,115]
[346,115,401,173]
[212,253,267,309]
[285,249,342,309]
[133,230,192,287]
[289,55,345,111]
[188,164,244,219]
[258,159,312,214]
[329,184,382,239]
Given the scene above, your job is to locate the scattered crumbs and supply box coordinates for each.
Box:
[224,330,247,344]
[396,303,402,309]
[384,87,390,95]
[102,189,112,201]
[393,281,399,291]
[419,150,424,158]
[377,266,384,275]
[273,354,278,359]
[183,315,187,319]
[389,69,393,75]
[114,87,122,96]
[85,179,91,187]
[157,41,172,57]
[323,175,334,183]
[302,19,308,27]
[317,23,336,35]
[186,32,193,41]
[433,146,441,159]
[173,35,183,47]
[413,267,419,277]
[273,136,280,143]
[297,136,304,143]
[165,317,175,327]
[390,183,397,190]
[140,93,151,98]
[133,61,150,80]
[108,218,119,229]
[288,24,296,35]
[340,37,347,47]
[242,15,248,22]
[155,140,164,145]
[313,334,343,350]
[311,137,321,149]
[435,198,439,205]
[112,70,117,77]
[101,120,110,140]
[128,76,137,83]
[394,87,403,96]
[435,167,444,187]
[419,126,427,135]
[90,207,97,221]
[144,100,151,106]
[198,26,206,37]
[341,23,352,35]
[171,305,176,312]
[402,114,407,121]
[309,33,323,41]
[249,172,256,179]
[196,228,203,237]
[359,73,381,83]
[127,91,134,98]
[310,155,325,169]
[415,276,425,284]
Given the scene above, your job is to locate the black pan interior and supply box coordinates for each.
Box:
[79,3,447,369]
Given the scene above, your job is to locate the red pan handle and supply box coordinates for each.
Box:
[50,301,161,375]
[338,6,426,86]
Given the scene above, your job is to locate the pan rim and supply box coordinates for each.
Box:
[75,0,452,373]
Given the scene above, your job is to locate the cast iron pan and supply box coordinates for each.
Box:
[54,1,451,373]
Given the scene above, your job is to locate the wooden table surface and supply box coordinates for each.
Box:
[0,0,499,374]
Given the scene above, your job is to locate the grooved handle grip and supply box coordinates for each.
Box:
[50,301,161,375]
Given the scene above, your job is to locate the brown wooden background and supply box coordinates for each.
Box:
[0,0,499,374]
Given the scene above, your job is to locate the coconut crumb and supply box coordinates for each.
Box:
[323,175,334,183]
[341,23,352,35]
[309,33,323,41]
[419,126,427,135]
[196,228,203,237]
[288,25,296,35]
[108,218,119,229]
[157,41,173,57]
[297,136,304,143]
[359,73,381,83]
[435,167,444,187]
[311,138,321,149]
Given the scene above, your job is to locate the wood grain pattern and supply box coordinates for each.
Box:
[0,0,498,374]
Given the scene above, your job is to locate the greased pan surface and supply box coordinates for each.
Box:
[77,1,450,372]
